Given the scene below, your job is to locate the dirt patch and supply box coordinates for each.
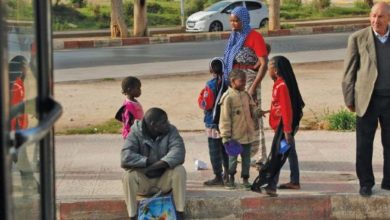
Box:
[55,61,346,133]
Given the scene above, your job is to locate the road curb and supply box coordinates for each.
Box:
[57,193,390,219]
[53,21,369,50]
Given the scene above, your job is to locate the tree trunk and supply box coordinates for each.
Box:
[269,0,281,31]
[134,0,148,37]
[110,0,128,38]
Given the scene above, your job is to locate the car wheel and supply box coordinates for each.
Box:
[259,18,268,28]
[209,21,223,32]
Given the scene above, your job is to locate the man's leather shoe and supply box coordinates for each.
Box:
[278,182,301,190]
[359,186,372,197]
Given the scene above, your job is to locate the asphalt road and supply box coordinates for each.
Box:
[54,32,351,70]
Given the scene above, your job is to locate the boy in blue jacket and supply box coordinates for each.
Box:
[198,57,229,186]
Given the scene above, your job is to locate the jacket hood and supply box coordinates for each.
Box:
[131,120,144,136]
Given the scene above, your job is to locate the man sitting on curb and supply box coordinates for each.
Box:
[121,107,187,220]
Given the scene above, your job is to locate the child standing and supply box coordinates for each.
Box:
[116,76,144,139]
[198,57,229,186]
[219,69,261,190]
[263,56,305,197]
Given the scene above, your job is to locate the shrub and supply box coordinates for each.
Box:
[280,10,307,19]
[354,0,370,9]
[148,14,181,26]
[326,108,356,131]
[186,0,207,16]
[320,6,369,17]
[311,0,331,10]
[148,2,164,13]
[52,4,86,21]
[71,0,86,8]
[283,0,302,7]
[204,0,221,8]
[6,0,34,20]
[124,1,134,17]
[92,4,101,18]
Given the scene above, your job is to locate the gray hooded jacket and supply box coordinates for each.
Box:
[121,120,185,169]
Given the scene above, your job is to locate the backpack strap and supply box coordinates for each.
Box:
[212,76,225,121]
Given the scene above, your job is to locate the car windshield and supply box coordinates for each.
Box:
[205,1,230,11]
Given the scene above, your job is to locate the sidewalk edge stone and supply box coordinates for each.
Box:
[57,193,390,220]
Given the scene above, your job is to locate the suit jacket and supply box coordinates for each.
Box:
[342,27,378,117]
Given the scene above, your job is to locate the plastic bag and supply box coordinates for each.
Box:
[279,139,291,154]
[194,159,208,170]
[138,194,177,220]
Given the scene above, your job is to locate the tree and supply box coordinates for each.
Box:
[134,0,148,37]
[111,0,128,38]
[269,0,280,31]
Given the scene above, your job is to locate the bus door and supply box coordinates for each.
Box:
[1,0,62,219]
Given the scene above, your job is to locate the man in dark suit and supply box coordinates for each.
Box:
[342,2,390,197]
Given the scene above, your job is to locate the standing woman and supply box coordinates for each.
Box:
[223,6,269,164]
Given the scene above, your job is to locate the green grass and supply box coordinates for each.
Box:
[60,118,121,135]
[325,108,356,131]
[280,3,370,20]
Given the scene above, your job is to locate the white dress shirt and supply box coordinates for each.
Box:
[374,25,390,44]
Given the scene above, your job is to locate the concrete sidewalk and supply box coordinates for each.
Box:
[55,130,390,219]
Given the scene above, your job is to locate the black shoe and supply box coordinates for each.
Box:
[264,185,278,197]
[130,216,137,220]
[381,184,390,191]
[359,186,372,197]
[176,211,185,220]
[203,176,224,186]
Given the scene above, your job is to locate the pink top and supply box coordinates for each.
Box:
[122,99,144,139]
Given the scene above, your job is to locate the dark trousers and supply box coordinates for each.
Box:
[356,95,390,188]
[269,142,300,189]
[228,143,252,179]
[208,138,229,176]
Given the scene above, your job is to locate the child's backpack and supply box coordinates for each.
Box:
[114,103,135,139]
[115,105,134,124]
[198,83,216,111]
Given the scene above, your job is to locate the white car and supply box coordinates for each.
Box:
[186,0,268,32]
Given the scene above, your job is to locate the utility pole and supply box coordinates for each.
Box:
[180,0,185,28]
[269,0,280,31]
